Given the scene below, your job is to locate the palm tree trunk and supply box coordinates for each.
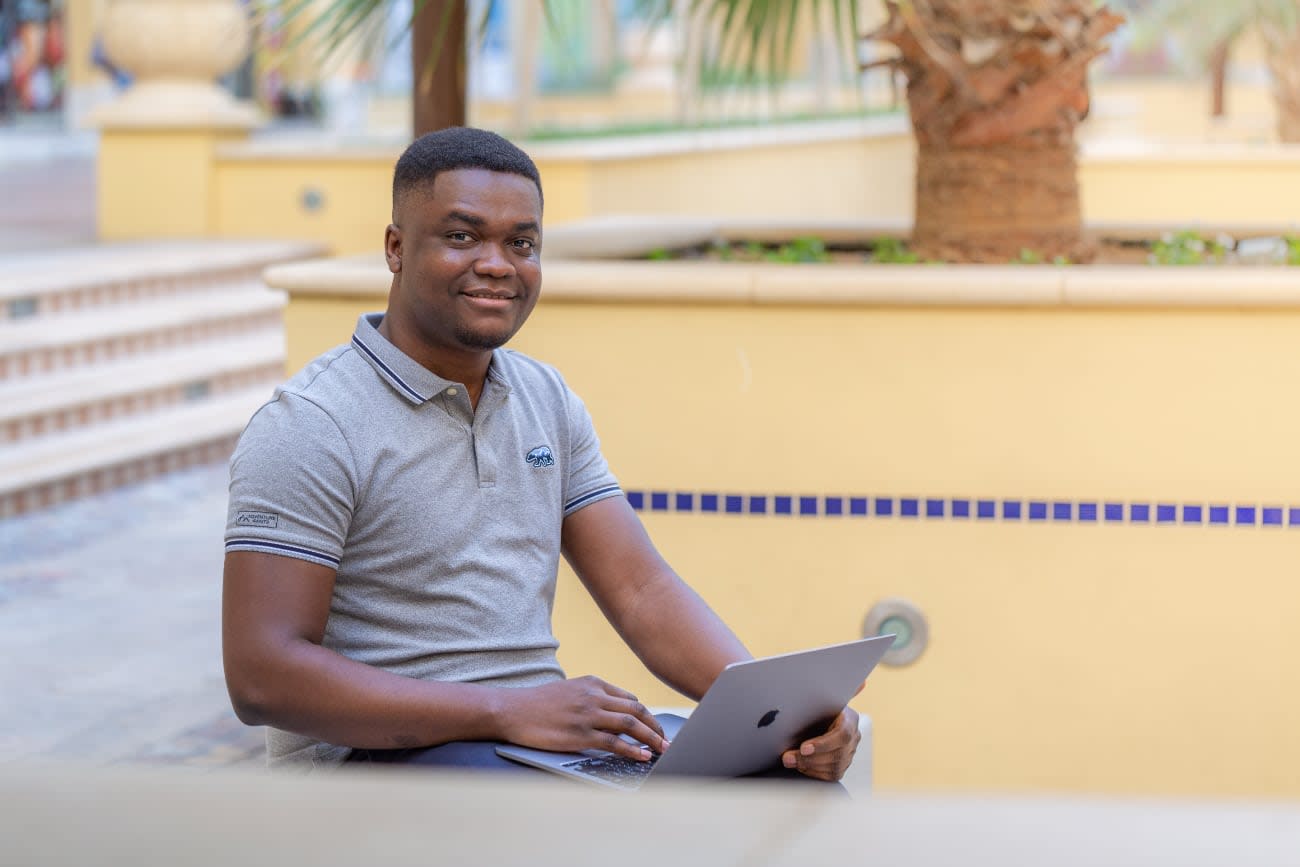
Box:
[871,1,1122,263]
[1209,37,1231,119]
[1258,19,1300,143]
[914,143,1081,263]
[412,0,467,137]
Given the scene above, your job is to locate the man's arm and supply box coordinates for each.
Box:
[222,551,668,758]
[560,496,751,700]
[561,496,861,781]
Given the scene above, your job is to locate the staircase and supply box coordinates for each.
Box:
[0,240,326,518]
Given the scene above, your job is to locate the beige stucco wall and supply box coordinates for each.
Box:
[267,259,1300,800]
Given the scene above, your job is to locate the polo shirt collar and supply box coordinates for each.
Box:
[350,313,513,405]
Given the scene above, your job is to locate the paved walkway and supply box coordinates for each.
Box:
[0,462,266,768]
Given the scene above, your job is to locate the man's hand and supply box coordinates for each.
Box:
[495,676,670,761]
[781,706,861,782]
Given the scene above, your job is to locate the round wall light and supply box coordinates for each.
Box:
[300,187,326,213]
[862,597,929,666]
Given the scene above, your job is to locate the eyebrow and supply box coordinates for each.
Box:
[443,212,540,235]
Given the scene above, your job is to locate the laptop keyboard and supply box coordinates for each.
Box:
[563,754,658,787]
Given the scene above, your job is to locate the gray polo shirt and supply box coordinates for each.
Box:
[225,313,622,768]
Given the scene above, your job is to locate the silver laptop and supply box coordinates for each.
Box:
[495,635,894,790]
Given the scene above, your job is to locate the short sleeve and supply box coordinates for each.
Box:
[560,386,622,516]
[225,393,356,570]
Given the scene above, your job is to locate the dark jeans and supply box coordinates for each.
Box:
[346,741,849,794]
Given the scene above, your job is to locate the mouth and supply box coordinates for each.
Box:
[460,289,518,312]
[461,289,516,300]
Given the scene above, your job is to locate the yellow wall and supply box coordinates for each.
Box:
[207,125,1300,256]
[214,154,394,255]
[98,129,247,239]
[280,280,1300,800]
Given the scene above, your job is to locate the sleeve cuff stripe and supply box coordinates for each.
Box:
[225,539,342,567]
[565,485,624,512]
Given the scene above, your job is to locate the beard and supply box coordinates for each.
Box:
[454,321,515,351]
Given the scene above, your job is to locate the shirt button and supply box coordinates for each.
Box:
[446,388,458,396]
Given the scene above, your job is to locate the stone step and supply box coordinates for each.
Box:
[0,240,323,323]
[0,282,285,381]
[1,331,285,445]
[0,386,272,517]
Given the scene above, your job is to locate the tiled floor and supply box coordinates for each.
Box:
[0,461,266,768]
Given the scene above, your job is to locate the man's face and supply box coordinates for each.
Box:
[385,168,542,364]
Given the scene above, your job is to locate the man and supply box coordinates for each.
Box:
[222,127,860,781]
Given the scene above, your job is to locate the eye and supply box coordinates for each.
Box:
[447,231,472,243]
[512,238,536,251]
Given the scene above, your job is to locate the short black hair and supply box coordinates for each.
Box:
[392,126,543,211]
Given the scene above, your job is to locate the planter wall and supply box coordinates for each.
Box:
[266,257,1300,799]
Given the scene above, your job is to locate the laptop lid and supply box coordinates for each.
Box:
[495,635,894,789]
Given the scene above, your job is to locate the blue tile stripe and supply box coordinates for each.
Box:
[622,491,1295,529]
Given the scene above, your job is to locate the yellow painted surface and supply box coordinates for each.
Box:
[569,135,914,222]
[213,156,395,255]
[207,124,1300,254]
[1081,152,1300,227]
[98,129,247,239]
[64,0,106,88]
[283,286,1300,799]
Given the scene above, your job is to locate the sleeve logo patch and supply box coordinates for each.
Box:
[525,445,556,468]
[236,511,280,528]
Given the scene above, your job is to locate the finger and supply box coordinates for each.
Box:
[796,710,858,757]
[593,707,669,756]
[581,677,668,748]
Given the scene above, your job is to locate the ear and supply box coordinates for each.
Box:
[384,224,402,274]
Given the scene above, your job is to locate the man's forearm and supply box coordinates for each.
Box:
[228,637,505,750]
[611,570,752,701]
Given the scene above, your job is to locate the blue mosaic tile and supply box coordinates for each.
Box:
[622,488,1300,533]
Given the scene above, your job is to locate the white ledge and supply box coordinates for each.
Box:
[265,254,1300,310]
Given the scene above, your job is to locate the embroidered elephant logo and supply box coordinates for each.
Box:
[525,445,555,468]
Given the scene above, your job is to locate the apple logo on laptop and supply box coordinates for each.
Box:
[756,709,779,728]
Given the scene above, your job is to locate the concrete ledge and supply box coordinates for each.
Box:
[265,254,1300,311]
[7,763,1300,866]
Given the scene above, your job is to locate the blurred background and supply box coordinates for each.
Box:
[2,0,1299,828]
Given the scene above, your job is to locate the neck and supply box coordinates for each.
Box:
[377,316,492,409]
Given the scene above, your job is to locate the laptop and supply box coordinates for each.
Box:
[495,635,894,790]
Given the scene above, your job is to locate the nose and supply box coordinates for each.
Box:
[474,243,515,278]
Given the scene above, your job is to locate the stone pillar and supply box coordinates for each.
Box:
[92,0,260,240]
